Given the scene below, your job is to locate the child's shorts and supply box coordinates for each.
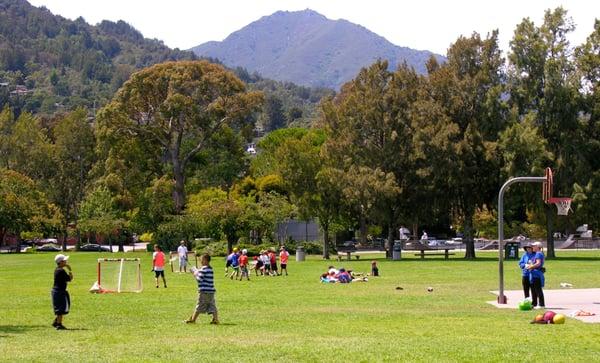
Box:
[51,289,70,315]
[195,292,217,314]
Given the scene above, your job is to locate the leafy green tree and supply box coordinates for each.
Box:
[78,185,125,252]
[51,108,96,250]
[262,95,287,131]
[97,61,263,213]
[321,61,420,255]
[508,8,581,257]
[426,31,506,258]
[0,169,57,248]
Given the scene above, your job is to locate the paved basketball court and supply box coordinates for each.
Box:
[488,289,600,323]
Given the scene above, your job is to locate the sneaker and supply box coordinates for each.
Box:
[210,320,219,325]
[55,324,67,330]
[52,319,59,327]
[183,320,195,324]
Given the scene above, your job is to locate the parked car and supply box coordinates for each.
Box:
[36,243,61,252]
[79,243,111,252]
[35,238,58,246]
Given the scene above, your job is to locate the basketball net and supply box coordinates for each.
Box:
[549,197,572,216]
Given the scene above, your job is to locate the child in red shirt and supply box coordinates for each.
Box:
[279,246,289,276]
[238,249,250,281]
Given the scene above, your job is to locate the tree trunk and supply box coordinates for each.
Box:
[172,158,186,214]
[545,205,556,258]
[15,233,21,253]
[227,234,236,255]
[62,205,70,252]
[322,223,330,259]
[463,210,476,259]
[118,234,124,252]
[387,224,395,259]
[359,212,367,245]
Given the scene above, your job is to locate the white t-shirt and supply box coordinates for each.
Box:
[260,254,270,265]
[177,245,188,258]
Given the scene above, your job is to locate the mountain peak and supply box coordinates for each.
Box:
[192,10,442,89]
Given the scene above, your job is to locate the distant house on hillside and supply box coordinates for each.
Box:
[10,85,31,96]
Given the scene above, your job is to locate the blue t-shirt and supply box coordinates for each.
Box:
[518,252,535,277]
[530,251,545,283]
[230,253,240,267]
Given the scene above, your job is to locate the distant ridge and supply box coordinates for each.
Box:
[192,9,444,89]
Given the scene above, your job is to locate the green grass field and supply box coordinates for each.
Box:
[1,250,599,362]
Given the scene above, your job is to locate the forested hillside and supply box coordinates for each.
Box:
[0,0,196,116]
[0,0,330,128]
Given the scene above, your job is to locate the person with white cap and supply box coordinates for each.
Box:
[527,242,546,309]
[177,240,189,273]
[51,254,73,330]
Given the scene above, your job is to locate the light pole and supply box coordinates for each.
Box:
[497,176,545,303]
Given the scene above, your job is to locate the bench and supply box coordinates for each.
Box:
[336,249,386,261]
[414,249,455,259]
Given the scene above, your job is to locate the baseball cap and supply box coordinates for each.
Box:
[242,249,248,254]
[55,254,69,264]
[531,242,543,247]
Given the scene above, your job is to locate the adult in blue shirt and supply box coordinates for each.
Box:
[518,243,535,299]
[527,242,545,309]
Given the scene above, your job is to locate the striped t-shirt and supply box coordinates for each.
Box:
[194,265,215,293]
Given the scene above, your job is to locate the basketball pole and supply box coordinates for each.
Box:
[497,176,546,304]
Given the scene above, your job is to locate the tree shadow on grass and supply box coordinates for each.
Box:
[0,325,47,335]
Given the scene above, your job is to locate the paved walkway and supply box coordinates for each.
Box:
[488,288,600,323]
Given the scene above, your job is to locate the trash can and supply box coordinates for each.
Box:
[504,242,519,260]
[146,243,154,252]
[296,246,305,262]
[392,241,402,260]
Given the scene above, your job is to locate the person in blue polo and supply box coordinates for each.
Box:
[527,242,546,309]
[518,243,535,299]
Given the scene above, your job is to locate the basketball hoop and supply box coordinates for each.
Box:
[548,197,572,216]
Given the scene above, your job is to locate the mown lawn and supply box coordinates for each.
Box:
[1,250,599,362]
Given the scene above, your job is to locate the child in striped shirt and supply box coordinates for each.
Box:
[185,254,219,324]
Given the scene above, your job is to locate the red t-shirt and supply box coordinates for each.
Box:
[239,254,248,267]
[268,252,276,264]
[279,251,289,264]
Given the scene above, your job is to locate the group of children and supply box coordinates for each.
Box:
[320,261,379,283]
[224,246,290,280]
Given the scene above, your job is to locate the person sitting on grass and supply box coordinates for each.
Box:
[371,260,379,276]
[51,254,73,330]
[185,254,219,325]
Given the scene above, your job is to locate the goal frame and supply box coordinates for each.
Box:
[96,258,143,293]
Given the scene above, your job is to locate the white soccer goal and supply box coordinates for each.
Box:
[91,258,143,293]
[169,251,198,272]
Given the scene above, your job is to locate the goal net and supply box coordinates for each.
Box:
[91,258,143,293]
[169,251,198,272]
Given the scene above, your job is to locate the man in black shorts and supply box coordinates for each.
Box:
[51,254,73,330]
